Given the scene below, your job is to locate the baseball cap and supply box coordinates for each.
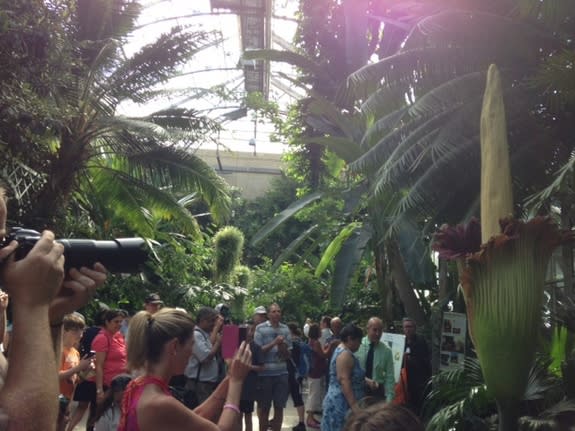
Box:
[254,305,267,315]
[144,293,163,304]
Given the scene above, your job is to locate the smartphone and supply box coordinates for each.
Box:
[238,325,248,346]
[86,350,96,358]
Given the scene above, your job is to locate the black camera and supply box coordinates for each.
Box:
[1,227,148,273]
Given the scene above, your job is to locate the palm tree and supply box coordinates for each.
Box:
[343,0,575,235]
[0,0,230,231]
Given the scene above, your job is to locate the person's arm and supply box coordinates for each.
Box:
[59,357,92,382]
[256,329,282,353]
[210,315,224,345]
[336,350,360,414]
[142,343,252,431]
[384,348,395,402]
[92,333,109,401]
[0,231,65,430]
[95,350,107,400]
[49,264,107,361]
[193,376,229,420]
[195,331,220,365]
[0,292,8,349]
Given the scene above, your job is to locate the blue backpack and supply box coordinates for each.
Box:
[294,340,313,378]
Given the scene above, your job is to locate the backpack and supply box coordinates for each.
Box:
[293,340,313,379]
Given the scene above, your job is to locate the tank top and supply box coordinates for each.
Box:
[118,375,171,431]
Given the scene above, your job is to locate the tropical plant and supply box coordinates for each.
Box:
[432,65,571,431]
[341,0,575,237]
[0,0,231,235]
[248,259,329,324]
[213,226,245,283]
[424,356,572,431]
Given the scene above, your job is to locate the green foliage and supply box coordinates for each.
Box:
[231,176,306,265]
[213,226,245,283]
[0,0,231,230]
[249,191,321,247]
[248,259,329,324]
[424,354,566,431]
[315,222,361,277]
[549,326,568,376]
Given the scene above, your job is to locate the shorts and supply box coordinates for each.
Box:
[73,380,96,403]
[256,375,289,410]
[240,399,255,414]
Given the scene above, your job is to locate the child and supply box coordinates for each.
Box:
[58,313,93,431]
[240,324,264,431]
[94,374,132,431]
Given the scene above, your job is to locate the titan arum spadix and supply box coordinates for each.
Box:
[432,64,571,431]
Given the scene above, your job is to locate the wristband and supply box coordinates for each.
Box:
[223,403,241,414]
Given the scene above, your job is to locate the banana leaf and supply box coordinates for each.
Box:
[250,191,322,246]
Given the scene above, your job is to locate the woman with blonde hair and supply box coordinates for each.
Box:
[118,307,251,431]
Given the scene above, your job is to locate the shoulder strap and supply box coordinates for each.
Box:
[193,328,205,380]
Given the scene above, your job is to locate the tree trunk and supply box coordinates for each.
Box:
[28,132,86,227]
[386,239,426,326]
[373,242,391,325]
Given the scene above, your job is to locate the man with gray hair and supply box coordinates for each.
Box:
[185,306,224,403]
[356,317,395,402]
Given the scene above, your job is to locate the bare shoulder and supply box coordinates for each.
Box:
[336,349,354,367]
[139,391,218,431]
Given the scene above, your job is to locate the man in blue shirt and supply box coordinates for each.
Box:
[254,303,292,431]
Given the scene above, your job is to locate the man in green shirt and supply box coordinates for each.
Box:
[356,317,395,402]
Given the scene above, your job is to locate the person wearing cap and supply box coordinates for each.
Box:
[144,293,163,315]
[253,306,267,325]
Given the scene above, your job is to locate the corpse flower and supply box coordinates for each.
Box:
[432,64,572,431]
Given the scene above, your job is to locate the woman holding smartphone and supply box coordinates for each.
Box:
[119,307,252,431]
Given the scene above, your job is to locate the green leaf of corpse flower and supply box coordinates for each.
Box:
[432,64,575,430]
[461,218,569,400]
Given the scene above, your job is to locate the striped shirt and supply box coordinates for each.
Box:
[254,321,292,376]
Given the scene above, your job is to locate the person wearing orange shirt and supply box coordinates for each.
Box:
[58,313,94,431]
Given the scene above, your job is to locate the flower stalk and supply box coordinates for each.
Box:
[433,64,572,431]
[480,64,514,243]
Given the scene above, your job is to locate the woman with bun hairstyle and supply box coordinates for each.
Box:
[118,308,251,431]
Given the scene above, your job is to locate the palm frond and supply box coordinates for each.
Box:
[346,47,471,103]
[532,50,575,109]
[518,400,575,431]
[424,357,494,430]
[106,27,219,104]
[250,191,323,247]
[271,224,319,271]
[83,164,200,238]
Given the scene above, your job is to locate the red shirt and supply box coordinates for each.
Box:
[92,330,127,386]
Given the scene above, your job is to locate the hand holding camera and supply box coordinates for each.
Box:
[1,230,65,308]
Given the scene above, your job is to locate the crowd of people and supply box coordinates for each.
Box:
[0,185,429,431]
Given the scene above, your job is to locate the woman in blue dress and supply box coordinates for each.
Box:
[321,324,365,431]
